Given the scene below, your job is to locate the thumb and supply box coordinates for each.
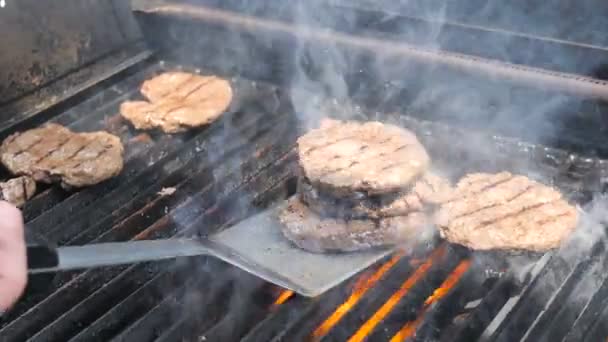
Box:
[0,201,27,311]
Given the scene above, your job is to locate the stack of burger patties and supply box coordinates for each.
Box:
[279,119,452,253]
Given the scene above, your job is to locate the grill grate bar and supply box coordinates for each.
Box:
[145,258,253,342]
[152,317,189,342]
[27,261,174,342]
[582,304,608,342]
[361,246,464,341]
[311,255,416,340]
[266,266,392,342]
[491,241,605,342]
[190,278,279,342]
[66,268,201,342]
[446,277,517,342]
[2,261,149,341]
[563,272,608,342]
[522,246,608,342]
[409,260,496,342]
[240,296,312,342]
[111,289,183,341]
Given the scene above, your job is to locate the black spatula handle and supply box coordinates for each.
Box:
[25,227,58,270]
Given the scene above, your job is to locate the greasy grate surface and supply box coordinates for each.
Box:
[0,59,607,342]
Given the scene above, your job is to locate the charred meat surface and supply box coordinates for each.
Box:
[435,172,579,251]
[279,197,428,253]
[0,176,36,207]
[300,172,452,219]
[0,123,124,189]
[120,71,233,133]
[297,119,430,196]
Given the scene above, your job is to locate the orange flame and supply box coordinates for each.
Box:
[273,289,294,306]
[311,251,405,340]
[347,245,447,342]
[390,259,472,342]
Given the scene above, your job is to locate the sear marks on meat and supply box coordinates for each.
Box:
[0,176,36,207]
[279,197,428,253]
[435,172,578,251]
[0,123,124,189]
[300,172,452,219]
[139,71,195,102]
[120,71,233,133]
[297,120,430,196]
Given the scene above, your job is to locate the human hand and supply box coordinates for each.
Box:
[0,201,27,312]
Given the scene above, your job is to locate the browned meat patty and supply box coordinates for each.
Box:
[300,172,452,219]
[279,197,429,253]
[0,124,124,189]
[297,119,430,196]
[120,71,233,133]
[0,176,36,207]
[435,172,578,251]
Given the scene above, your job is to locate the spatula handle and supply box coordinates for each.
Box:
[25,228,59,270]
[28,239,210,274]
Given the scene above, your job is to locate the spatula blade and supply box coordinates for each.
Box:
[208,202,393,297]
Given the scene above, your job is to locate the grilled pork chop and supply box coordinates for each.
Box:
[297,120,430,196]
[435,172,578,251]
[279,197,428,253]
[0,124,124,189]
[300,172,452,219]
[120,71,233,133]
[0,176,36,207]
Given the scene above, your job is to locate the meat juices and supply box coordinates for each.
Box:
[435,172,579,251]
[0,123,124,189]
[120,71,233,133]
[279,119,447,253]
[0,176,36,207]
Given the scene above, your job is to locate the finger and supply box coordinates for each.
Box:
[0,201,27,311]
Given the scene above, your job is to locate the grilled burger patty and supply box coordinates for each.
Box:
[279,197,428,253]
[297,120,430,196]
[435,172,578,251]
[120,71,233,133]
[0,176,36,207]
[0,124,124,188]
[299,172,451,219]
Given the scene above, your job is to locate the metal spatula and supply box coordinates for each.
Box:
[26,201,393,297]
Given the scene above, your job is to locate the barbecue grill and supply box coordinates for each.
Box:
[2,0,608,341]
